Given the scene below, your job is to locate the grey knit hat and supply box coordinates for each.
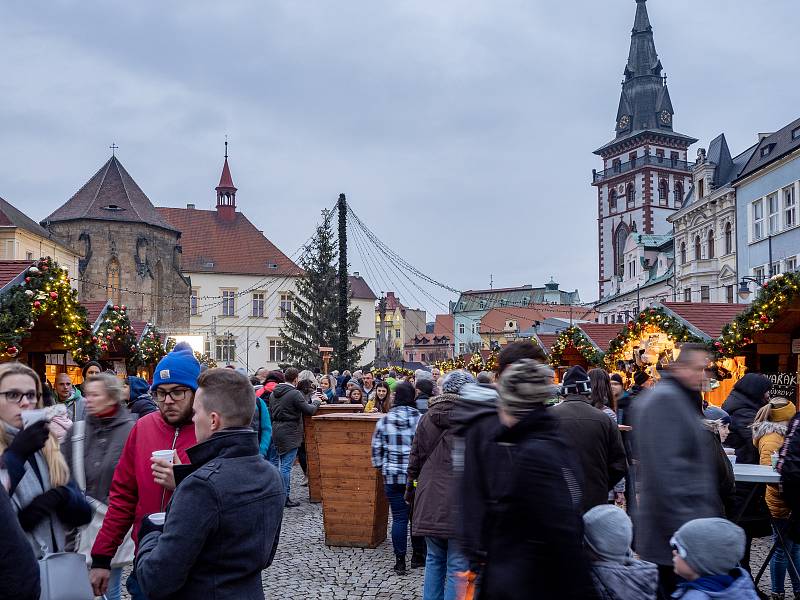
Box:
[442,370,476,395]
[583,505,633,563]
[672,518,745,576]
[497,359,557,418]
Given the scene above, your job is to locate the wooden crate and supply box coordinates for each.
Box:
[304,404,363,503]
[314,413,388,548]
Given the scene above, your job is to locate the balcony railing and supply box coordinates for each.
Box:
[593,154,693,183]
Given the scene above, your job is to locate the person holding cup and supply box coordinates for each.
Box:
[0,363,91,557]
[90,343,200,600]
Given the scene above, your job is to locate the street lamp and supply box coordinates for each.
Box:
[737,276,765,301]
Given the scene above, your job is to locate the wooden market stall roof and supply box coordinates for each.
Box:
[535,333,559,354]
[0,260,30,292]
[577,323,623,352]
[660,302,747,340]
[84,300,110,330]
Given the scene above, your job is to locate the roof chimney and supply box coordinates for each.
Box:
[187,203,195,209]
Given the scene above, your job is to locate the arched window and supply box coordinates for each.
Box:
[658,179,669,204]
[674,181,684,206]
[614,222,630,277]
[680,241,687,264]
[609,189,617,213]
[626,184,636,209]
[106,258,121,305]
[724,222,733,255]
[707,230,715,259]
[694,235,702,260]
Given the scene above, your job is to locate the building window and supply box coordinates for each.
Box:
[106,258,121,305]
[279,293,293,318]
[190,288,199,316]
[25,251,33,261]
[609,189,617,213]
[768,193,780,234]
[656,149,665,163]
[252,292,265,317]
[626,184,635,209]
[771,261,781,277]
[784,185,796,229]
[471,322,478,334]
[680,241,687,264]
[458,323,465,335]
[753,199,764,240]
[786,257,797,273]
[458,343,466,355]
[215,336,236,363]
[395,329,401,339]
[269,339,286,363]
[694,236,702,260]
[628,152,637,168]
[754,266,766,281]
[674,181,684,207]
[707,230,715,259]
[793,127,800,141]
[612,158,621,173]
[761,145,772,158]
[658,179,668,204]
[614,222,630,277]
[724,222,733,254]
[221,290,236,316]
[670,152,679,167]
[698,177,705,199]
[726,285,735,304]
[700,286,710,303]
[683,288,691,302]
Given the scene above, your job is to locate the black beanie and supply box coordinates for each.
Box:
[562,365,591,395]
[633,371,651,387]
[609,373,624,385]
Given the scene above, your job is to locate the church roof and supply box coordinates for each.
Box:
[43,156,179,233]
[155,206,301,277]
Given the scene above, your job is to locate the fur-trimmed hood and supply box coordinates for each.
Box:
[751,419,788,442]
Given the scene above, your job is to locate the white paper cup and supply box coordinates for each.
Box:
[151,450,174,465]
[21,409,49,428]
[149,512,166,526]
[727,454,737,465]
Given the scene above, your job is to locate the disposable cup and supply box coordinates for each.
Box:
[151,450,174,465]
[727,455,737,465]
[21,409,50,428]
[149,512,166,526]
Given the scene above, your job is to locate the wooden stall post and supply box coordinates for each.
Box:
[304,403,363,503]
[313,413,388,548]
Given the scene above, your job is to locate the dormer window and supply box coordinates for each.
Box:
[761,144,775,158]
[267,263,278,269]
[793,126,800,141]
[101,204,125,211]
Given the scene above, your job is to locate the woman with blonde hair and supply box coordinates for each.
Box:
[0,363,91,557]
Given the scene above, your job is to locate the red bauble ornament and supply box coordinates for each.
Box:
[113,305,119,311]
[760,314,769,323]
[114,326,121,332]
[101,344,108,351]
[92,336,98,343]
[33,301,41,308]
[24,277,30,283]
[121,305,126,311]
[6,346,17,356]
[49,292,58,299]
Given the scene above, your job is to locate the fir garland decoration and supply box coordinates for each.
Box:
[0,257,96,363]
[95,304,137,356]
[549,326,604,369]
[604,307,706,368]
[716,272,799,356]
[128,324,167,372]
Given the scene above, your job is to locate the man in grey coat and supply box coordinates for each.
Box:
[632,343,723,599]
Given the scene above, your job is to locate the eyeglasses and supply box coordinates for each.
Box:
[154,388,191,403]
[0,390,40,404]
[669,536,687,559]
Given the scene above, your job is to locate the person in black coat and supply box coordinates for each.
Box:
[0,483,39,600]
[136,368,284,600]
[460,359,597,600]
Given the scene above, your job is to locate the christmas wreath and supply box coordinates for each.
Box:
[549,326,604,368]
[0,257,95,363]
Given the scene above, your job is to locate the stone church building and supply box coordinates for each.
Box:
[42,156,190,332]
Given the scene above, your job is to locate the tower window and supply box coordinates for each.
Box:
[707,230,715,259]
[612,159,622,173]
[626,184,635,209]
[614,222,630,277]
[694,236,702,260]
[106,258,121,305]
[724,222,733,254]
[680,241,687,264]
[628,152,637,168]
[609,189,617,213]
[658,179,669,206]
[674,181,684,207]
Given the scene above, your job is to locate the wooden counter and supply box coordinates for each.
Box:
[304,403,363,503]
[313,412,388,548]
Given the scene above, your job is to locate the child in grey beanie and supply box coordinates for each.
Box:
[583,505,657,599]
[671,518,758,599]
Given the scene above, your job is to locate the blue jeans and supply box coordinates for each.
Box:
[126,571,149,600]
[771,518,800,594]
[423,537,469,600]
[105,566,122,600]
[385,483,410,556]
[268,443,297,502]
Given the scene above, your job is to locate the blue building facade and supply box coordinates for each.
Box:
[735,118,800,293]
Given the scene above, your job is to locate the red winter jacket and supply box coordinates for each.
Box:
[90,411,196,569]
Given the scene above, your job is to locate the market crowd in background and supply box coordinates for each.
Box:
[5,340,800,599]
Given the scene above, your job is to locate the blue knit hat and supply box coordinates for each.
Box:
[151,342,201,391]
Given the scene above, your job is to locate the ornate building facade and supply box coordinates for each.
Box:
[42,156,191,332]
[592,0,696,301]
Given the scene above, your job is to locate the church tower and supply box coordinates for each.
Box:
[592,0,697,300]
[215,140,238,222]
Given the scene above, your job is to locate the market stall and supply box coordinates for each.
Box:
[0,257,95,386]
[548,324,620,380]
[130,322,167,380]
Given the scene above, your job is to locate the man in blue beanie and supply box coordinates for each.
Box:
[90,342,201,600]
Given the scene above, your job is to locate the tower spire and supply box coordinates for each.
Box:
[215,138,237,222]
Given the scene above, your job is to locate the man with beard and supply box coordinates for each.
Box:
[90,343,200,600]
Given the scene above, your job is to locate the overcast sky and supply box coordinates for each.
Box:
[1,0,797,316]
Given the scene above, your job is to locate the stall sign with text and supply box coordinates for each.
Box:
[765,372,798,402]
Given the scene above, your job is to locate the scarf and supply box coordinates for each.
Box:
[677,573,734,593]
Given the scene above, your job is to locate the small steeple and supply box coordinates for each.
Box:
[215,138,237,222]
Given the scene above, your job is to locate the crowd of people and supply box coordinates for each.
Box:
[2,339,800,599]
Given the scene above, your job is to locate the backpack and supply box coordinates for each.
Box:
[251,397,264,442]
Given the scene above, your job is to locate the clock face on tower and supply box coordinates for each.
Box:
[660,110,672,125]
[618,115,631,130]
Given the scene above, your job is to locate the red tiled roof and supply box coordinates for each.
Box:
[156,207,300,276]
[45,157,179,232]
[661,302,747,339]
[480,307,544,334]
[216,158,236,190]
[83,300,110,328]
[0,260,29,290]
[349,275,377,300]
[131,320,148,338]
[578,323,623,352]
[536,333,559,353]
[385,291,405,311]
